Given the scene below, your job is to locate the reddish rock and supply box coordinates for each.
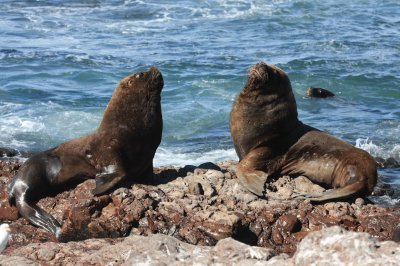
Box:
[0,159,399,259]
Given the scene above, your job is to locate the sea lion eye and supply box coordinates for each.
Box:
[135,72,144,79]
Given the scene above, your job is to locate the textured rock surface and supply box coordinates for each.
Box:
[0,159,399,263]
[1,227,399,265]
[293,226,400,266]
[0,234,275,265]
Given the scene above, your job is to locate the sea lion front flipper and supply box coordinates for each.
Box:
[236,149,273,196]
[236,164,267,196]
[92,171,126,195]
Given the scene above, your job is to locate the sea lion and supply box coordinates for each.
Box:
[8,67,164,237]
[230,62,377,201]
[306,87,335,98]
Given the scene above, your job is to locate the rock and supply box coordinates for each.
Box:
[372,182,394,197]
[293,226,400,265]
[393,225,400,242]
[0,160,399,260]
[2,227,399,265]
[0,255,39,265]
[197,162,221,171]
[0,148,18,158]
[213,237,275,262]
[375,157,400,168]
[1,234,276,265]
[355,197,365,207]
[188,182,204,195]
[293,175,325,195]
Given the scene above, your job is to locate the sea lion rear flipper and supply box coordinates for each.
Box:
[92,172,126,195]
[17,200,62,237]
[292,181,365,202]
[9,181,61,237]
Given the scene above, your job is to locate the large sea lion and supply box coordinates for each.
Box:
[230,62,377,201]
[8,67,163,237]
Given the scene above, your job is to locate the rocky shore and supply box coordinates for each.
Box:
[0,159,399,264]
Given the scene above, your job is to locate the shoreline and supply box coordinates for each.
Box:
[0,159,399,264]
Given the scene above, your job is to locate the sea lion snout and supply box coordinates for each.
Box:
[248,62,269,84]
[149,66,164,88]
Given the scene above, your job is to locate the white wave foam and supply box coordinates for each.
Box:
[370,195,400,208]
[154,147,237,167]
[0,116,45,133]
[355,138,400,160]
[0,101,100,150]
[185,0,275,20]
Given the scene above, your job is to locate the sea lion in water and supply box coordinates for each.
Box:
[8,67,163,237]
[230,62,377,201]
[306,87,335,98]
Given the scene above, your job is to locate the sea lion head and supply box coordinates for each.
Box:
[240,62,298,128]
[244,62,292,97]
[306,87,335,98]
[99,67,164,131]
[121,66,164,95]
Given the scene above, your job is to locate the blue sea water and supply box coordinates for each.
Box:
[0,0,399,205]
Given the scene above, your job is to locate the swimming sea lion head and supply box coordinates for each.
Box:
[244,62,292,96]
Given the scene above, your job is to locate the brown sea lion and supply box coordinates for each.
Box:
[230,62,377,201]
[306,87,335,98]
[8,67,163,237]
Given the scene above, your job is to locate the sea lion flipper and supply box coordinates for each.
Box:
[9,179,61,237]
[235,146,276,196]
[92,172,126,195]
[17,200,62,237]
[236,159,269,196]
[292,181,365,202]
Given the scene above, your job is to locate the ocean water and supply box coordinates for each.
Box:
[0,0,399,205]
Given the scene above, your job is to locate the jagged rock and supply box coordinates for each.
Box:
[0,234,275,265]
[293,226,400,265]
[0,159,399,259]
[0,148,18,158]
[2,227,399,265]
[375,157,400,168]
